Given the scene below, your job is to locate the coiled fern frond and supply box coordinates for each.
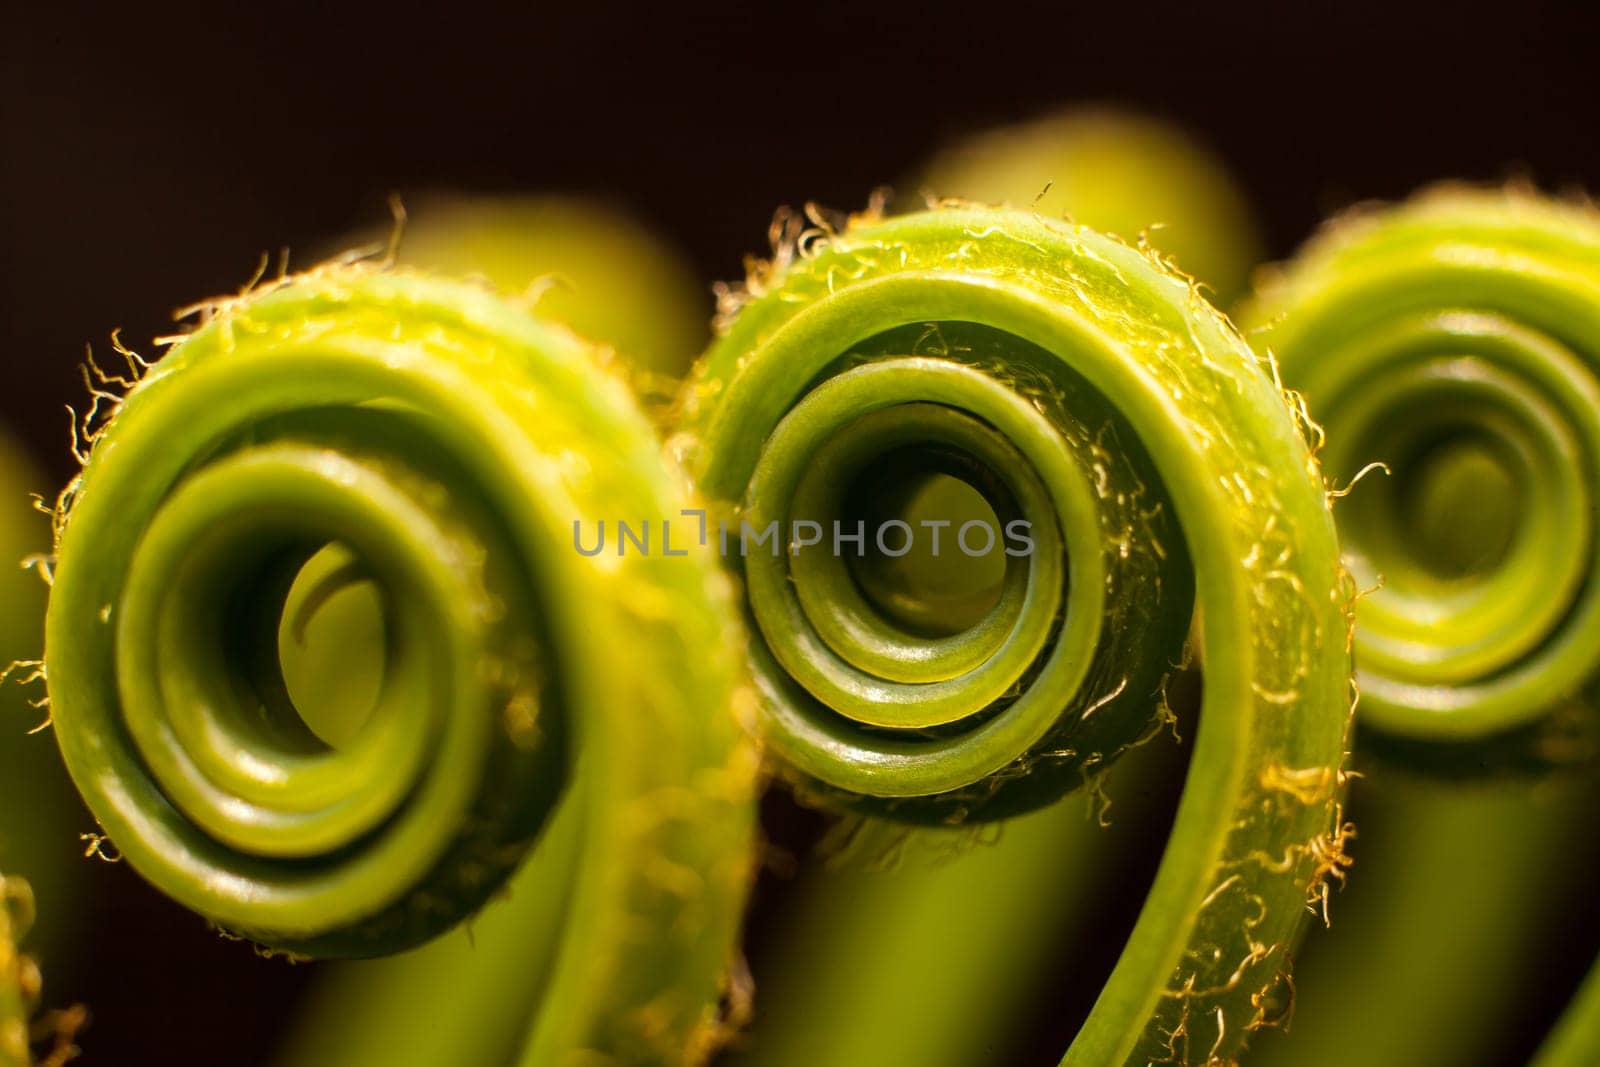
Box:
[42,264,757,1064]
[675,203,1353,1064]
[1245,185,1600,1066]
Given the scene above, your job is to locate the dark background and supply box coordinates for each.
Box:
[5,2,1600,1063]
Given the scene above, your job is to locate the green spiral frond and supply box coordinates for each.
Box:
[1246,185,1600,1067]
[675,203,1352,1064]
[42,264,758,1063]
[1247,186,1600,769]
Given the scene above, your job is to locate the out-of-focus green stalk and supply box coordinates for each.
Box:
[275,796,582,1067]
[730,714,1188,1067]
[1538,953,1600,1064]
[735,804,1101,1067]
[0,432,80,967]
[376,194,708,381]
[1249,771,1599,1066]
[914,108,1264,304]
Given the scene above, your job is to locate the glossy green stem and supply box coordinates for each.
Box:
[731,713,1188,1067]
[677,205,1351,1063]
[736,803,1102,1067]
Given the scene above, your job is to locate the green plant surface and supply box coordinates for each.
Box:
[914,108,1264,304]
[727,710,1189,1067]
[1538,953,1600,1065]
[351,194,709,381]
[0,431,83,968]
[276,796,585,1066]
[1246,770,1600,1066]
[1247,187,1600,756]
[736,802,1103,1067]
[729,122,1266,1066]
[1244,186,1600,1066]
[42,264,758,1064]
[675,203,1353,1064]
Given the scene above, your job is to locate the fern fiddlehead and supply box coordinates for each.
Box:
[675,203,1352,1063]
[1244,186,1600,1065]
[42,265,758,1063]
[1248,187,1600,765]
[732,128,1268,1067]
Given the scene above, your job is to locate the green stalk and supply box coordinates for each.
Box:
[0,431,81,967]
[367,194,710,382]
[1539,955,1600,1064]
[1247,770,1599,1067]
[42,265,757,1063]
[676,204,1352,1064]
[1244,186,1600,1065]
[914,108,1264,304]
[729,718,1188,1067]
[734,802,1104,1067]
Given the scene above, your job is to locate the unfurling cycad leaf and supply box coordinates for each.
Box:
[1245,186,1600,1067]
[675,203,1352,1064]
[43,264,757,1064]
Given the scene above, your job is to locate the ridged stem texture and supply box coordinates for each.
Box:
[42,265,757,1064]
[675,203,1353,1064]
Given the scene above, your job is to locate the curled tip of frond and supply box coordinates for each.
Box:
[56,200,424,551]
